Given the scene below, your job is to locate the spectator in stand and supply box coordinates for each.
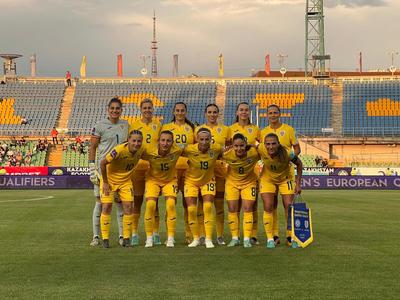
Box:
[20,137,26,146]
[321,158,328,167]
[315,156,322,166]
[75,136,82,144]
[16,151,23,164]
[79,143,85,154]
[10,136,17,147]
[21,117,29,125]
[51,127,59,145]
[25,150,32,165]
[66,71,72,87]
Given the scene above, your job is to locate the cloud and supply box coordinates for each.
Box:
[325,0,388,8]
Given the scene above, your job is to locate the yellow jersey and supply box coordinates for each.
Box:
[105,143,144,184]
[222,147,260,186]
[195,124,230,147]
[183,143,222,185]
[162,122,194,149]
[257,143,296,182]
[229,123,260,145]
[142,144,183,182]
[129,119,161,150]
[260,123,298,151]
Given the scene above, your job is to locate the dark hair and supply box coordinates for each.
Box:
[267,104,281,113]
[264,133,287,163]
[232,133,247,144]
[234,102,251,124]
[140,98,153,108]
[129,129,143,138]
[197,127,212,136]
[172,102,195,130]
[205,103,219,113]
[159,130,174,139]
[108,97,123,108]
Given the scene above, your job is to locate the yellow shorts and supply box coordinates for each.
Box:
[259,177,295,195]
[225,180,257,201]
[184,179,216,198]
[145,178,179,199]
[100,180,133,203]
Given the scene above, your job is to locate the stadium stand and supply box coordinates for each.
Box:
[68,82,217,134]
[0,82,65,136]
[225,81,332,135]
[62,139,89,167]
[0,138,48,166]
[343,80,400,136]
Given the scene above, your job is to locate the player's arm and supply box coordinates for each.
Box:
[89,135,100,184]
[293,144,301,156]
[100,157,111,196]
[291,154,303,194]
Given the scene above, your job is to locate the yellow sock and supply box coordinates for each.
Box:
[243,212,253,239]
[273,208,279,237]
[144,200,156,238]
[203,201,214,240]
[214,198,224,237]
[100,213,111,240]
[166,198,176,238]
[123,214,133,239]
[154,207,160,235]
[131,213,140,235]
[184,207,192,240]
[197,200,205,238]
[251,210,258,238]
[263,211,274,240]
[228,212,239,238]
[187,205,199,239]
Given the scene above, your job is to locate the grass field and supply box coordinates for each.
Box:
[0,189,399,299]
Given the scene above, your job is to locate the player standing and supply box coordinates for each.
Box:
[88,98,129,246]
[195,104,230,245]
[162,102,195,243]
[183,128,222,248]
[257,133,302,249]
[222,133,260,248]
[260,104,301,246]
[99,130,144,248]
[142,130,182,248]
[229,102,260,244]
[128,98,162,246]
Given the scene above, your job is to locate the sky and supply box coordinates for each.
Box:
[0,0,399,77]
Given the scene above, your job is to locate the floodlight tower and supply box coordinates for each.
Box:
[151,11,158,77]
[305,0,326,76]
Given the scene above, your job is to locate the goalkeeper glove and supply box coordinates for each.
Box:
[89,162,100,185]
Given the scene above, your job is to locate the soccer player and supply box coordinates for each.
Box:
[228,102,261,244]
[128,98,162,246]
[142,130,182,248]
[257,133,302,249]
[183,127,222,248]
[162,102,195,243]
[195,104,230,245]
[260,104,301,245]
[99,130,144,248]
[222,133,260,248]
[88,97,129,247]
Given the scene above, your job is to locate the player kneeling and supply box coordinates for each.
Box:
[257,133,302,249]
[99,130,144,248]
[183,128,222,249]
[142,130,182,248]
[222,133,260,248]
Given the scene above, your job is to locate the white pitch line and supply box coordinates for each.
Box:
[0,196,55,203]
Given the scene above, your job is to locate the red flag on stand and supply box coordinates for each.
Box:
[265,54,271,76]
[117,54,123,77]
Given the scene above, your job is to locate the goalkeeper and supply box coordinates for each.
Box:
[88,98,129,247]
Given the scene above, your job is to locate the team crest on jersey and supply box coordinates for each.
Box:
[185,126,190,132]
[110,149,118,158]
[247,158,253,164]
[209,151,215,158]
[280,131,285,137]
[152,124,157,131]
[217,127,222,134]
[247,127,253,134]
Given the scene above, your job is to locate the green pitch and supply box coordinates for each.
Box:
[0,190,399,299]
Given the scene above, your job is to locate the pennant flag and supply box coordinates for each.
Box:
[117,54,123,77]
[265,54,270,76]
[218,54,224,77]
[80,55,86,78]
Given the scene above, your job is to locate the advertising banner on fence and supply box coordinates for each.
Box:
[48,167,90,176]
[0,166,49,176]
[1,175,399,190]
